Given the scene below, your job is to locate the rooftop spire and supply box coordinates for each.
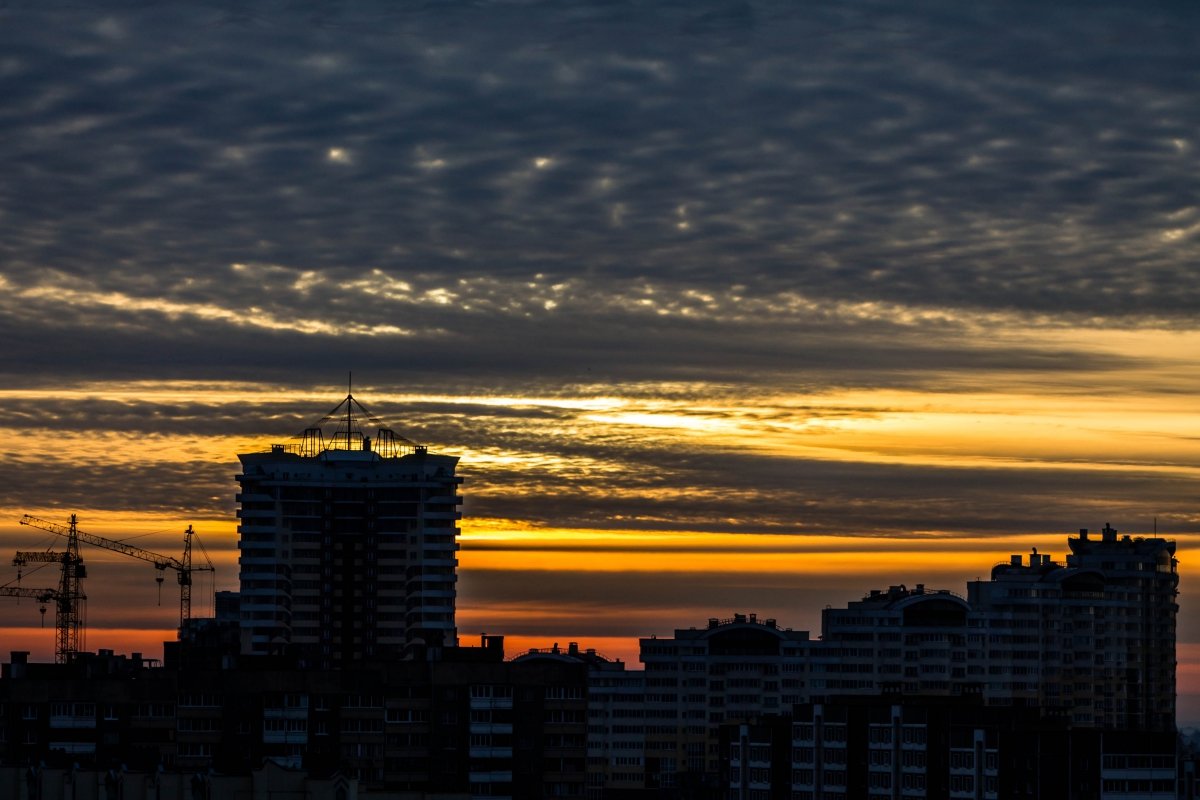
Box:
[286,382,420,458]
[346,371,354,446]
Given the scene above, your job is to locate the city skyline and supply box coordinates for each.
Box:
[2,0,1199,722]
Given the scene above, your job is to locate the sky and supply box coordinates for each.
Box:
[1,1,1199,715]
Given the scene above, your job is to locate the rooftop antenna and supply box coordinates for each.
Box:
[291,378,419,456]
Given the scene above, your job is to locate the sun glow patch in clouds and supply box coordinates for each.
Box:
[451,447,629,478]
[37,261,1189,335]
[1162,222,1200,243]
[15,281,415,337]
[339,269,415,300]
[292,271,325,293]
[413,145,447,171]
[2,376,1197,482]
[553,385,1200,477]
[0,383,632,415]
[585,411,740,435]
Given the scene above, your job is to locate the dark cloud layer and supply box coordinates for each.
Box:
[469,454,1200,536]
[0,455,233,516]
[1,1,1199,386]
[0,2,1196,652]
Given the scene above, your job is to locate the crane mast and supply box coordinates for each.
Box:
[10,514,87,663]
[19,514,215,631]
[179,525,200,631]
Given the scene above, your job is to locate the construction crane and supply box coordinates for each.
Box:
[0,586,63,630]
[19,514,215,632]
[9,516,87,663]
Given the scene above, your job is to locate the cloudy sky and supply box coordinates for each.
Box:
[2,0,1199,712]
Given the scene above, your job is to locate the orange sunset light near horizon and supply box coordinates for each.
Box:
[2,0,1200,744]
[0,346,1197,711]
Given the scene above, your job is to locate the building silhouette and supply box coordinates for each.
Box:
[0,387,1184,800]
[236,391,462,666]
[638,527,1179,796]
[0,639,592,798]
[513,642,645,795]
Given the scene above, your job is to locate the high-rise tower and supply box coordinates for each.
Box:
[236,391,461,665]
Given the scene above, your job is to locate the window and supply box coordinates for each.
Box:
[867,772,891,789]
[950,774,974,792]
[823,724,846,743]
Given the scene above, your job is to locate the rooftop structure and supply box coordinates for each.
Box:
[236,390,462,666]
[970,524,1178,731]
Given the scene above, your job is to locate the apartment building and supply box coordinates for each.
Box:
[728,696,1177,800]
[639,614,812,792]
[639,526,1179,793]
[513,642,647,799]
[964,524,1178,730]
[236,391,462,665]
[0,640,590,799]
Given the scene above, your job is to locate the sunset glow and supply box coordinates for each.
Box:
[1,0,1198,731]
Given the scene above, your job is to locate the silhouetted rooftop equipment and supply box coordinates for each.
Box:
[271,387,420,459]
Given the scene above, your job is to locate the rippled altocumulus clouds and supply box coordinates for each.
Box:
[2,1,1200,386]
[0,1,1198,540]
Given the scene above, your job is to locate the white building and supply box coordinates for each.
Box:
[236,391,461,665]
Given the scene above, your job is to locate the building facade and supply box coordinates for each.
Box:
[639,615,812,793]
[236,392,463,665]
[512,642,647,799]
[966,524,1178,731]
[0,640,590,799]
[726,698,1178,800]
[637,527,1179,793]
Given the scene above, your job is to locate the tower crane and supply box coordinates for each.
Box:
[8,516,86,663]
[0,587,63,631]
[19,514,215,632]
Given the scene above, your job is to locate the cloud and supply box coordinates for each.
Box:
[0,2,1197,398]
[0,2,1197,649]
[0,2,1198,328]
[0,384,1195,536]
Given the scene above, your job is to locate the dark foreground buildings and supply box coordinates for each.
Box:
[0,637,590,799]
[0,393,1188,799]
